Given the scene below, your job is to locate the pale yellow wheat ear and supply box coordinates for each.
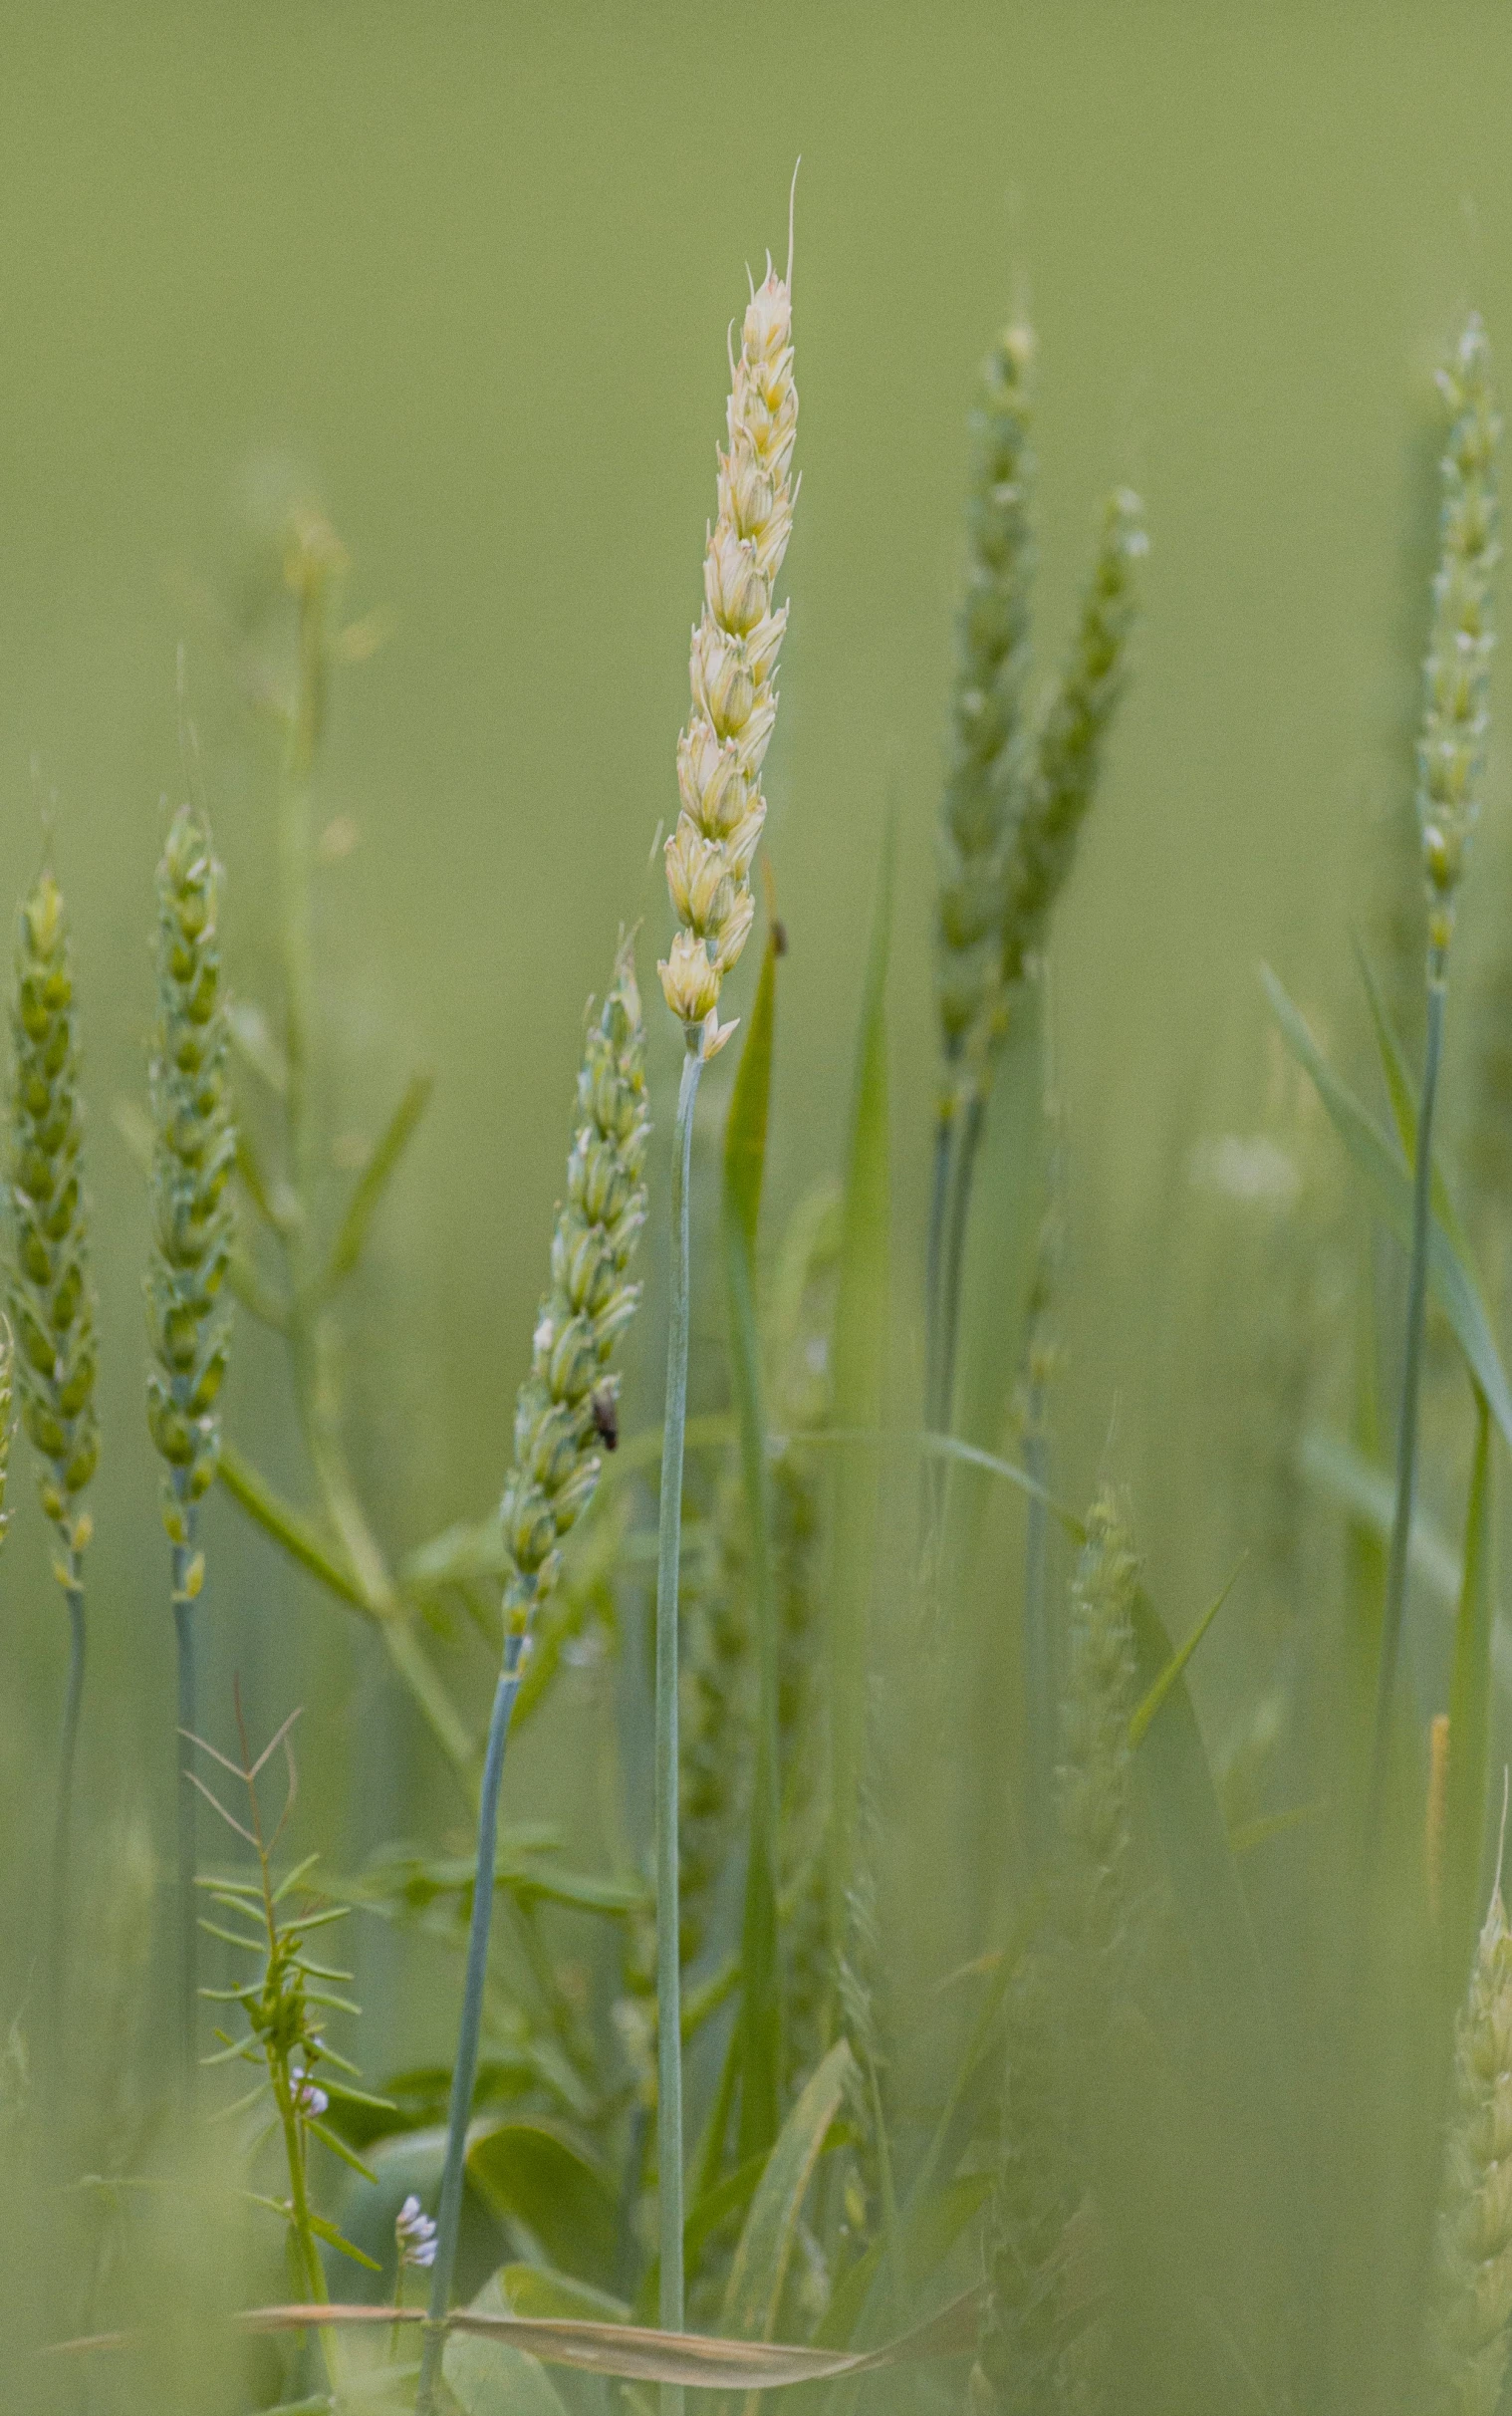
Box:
[659,238,798,1059]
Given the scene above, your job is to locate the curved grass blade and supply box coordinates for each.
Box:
[721,2037,854,2343]
[324,1067,433,1293]
[1128,1559,1244,1747]
[724,925,782,2165]
[238,2283,984,2388]
[1352,935,1467,1249]
[1444,1387,1495,1994]
[1260,966,1512,1451]
[828,819,894,1954]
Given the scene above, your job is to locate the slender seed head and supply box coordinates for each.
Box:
[1419,316,1501,949]
[8,871,98,1547]
[998,489,1146,997]
[1428,1873,1512,2414]
[660,257,798,1044]
[146,803,236,1538]
[500,942,650,1633]
[936,322,1037,1055]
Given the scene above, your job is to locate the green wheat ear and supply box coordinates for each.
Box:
[146,800,235,1531]
[499,939,650,1627]
[9,869,99,1541]
[145,795,235,2094]
[10,865,99,2039]
[936,319,1036,1063]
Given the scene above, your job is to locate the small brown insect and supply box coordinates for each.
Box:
[771,918,789,957]
[590,1384,619,1451]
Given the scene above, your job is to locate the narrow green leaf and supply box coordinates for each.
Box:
[325,1069,434,1293]
[1352,934,1467,1251]
[305,2118,378,2183]
[218,1443,373,1618]
[1444,1388,1496,1990]
[721,2036,854,2341]
[724,927,783,2168]
[304,2210,382,2272]
[1261,966,1512,1452]
[828,820,894,1952]
[1128,1559,1243,1747]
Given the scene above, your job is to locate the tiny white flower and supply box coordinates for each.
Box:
[396,2191,439,2270]
[290,2061,329,2119]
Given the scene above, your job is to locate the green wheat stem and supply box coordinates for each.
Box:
[922,1109,953,1432]
[172,1492,198,2090]
[1372,945,1447,1808]
[416,1651,520,2415]
[1021,1381,1053,1863]
[49,1548,85,2034]
[934,1091,985,1439]
[656,1037,703,2392]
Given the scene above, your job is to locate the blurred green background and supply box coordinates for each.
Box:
[0,0,1509,2067]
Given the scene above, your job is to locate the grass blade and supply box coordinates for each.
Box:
[1128,1559,1243,1747]
[1261,965,1512,1451]
[1443,1386,1495,1991]
[827,817,894,1955]
[720,2037,854,2342]
[324,1068,433,1292]
[724,927,783,2166]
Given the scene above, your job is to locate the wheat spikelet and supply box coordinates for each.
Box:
[146,802,235,1529]
[1427,1871,1512,2414]
[1420,316,1500,946]
[8,871,98,1543]
[937,322,1036,1059]
[659,254,797,1055]
[499,940,650,1633]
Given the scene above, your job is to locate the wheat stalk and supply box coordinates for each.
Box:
[418,941,648,2415]
[652,215,799,2393]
